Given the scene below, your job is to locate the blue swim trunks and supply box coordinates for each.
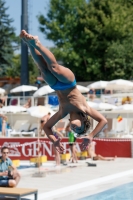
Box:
[50,80,76,91]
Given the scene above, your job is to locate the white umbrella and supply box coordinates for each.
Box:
[87,101,116,110]
[97,103,117,110]
[2,106,27,113]
[0,88,6,94]
[77,85,89,93]
[27,106,55,118]
[87,81,109,89]
[10,85,38,93]
[33,85,54,97]
[10,85,38,105]
[1,106,27,128]
[106,79,133,90]
[113,104,133,111]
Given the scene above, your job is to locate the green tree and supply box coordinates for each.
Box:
[6,53,39,84]
[0,0,19,76]
[38,0,133,81]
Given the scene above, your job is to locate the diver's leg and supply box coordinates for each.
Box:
[20,31,57,86]
[22,30,75,84]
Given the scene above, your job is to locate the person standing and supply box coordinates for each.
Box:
[66,123,78,163]
[2,116,8,137]
[0,114,8,137]
[52,126,63,167]
[39,113,51,137]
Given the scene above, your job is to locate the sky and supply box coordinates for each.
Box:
[5,0,54,47]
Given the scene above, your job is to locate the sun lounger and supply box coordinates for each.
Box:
[9,121,30,137]
[21,131,35,137]
[21,123,38,137]
[0,187,38,200]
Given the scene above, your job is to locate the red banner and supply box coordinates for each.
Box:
[0,138,131,160]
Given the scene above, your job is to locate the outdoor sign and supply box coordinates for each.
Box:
[0,138,131,160]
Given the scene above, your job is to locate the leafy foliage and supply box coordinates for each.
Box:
[5,53,39,84]
[37,0,133,81]
[0,0,19,76]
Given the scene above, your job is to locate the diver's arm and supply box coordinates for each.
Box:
[86,106,107,138]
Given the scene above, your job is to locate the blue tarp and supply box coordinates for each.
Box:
[48,95,59,106]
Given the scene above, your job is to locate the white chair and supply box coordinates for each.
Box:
[9,120,30,137]
[107,98,118,105]
[21,131,35,137]
[21,123,38,137]
[20,123,35,137]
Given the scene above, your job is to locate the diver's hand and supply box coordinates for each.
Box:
[54,138,64,154]
[80,136,92,151]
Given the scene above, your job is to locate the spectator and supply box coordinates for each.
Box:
[39,113,51,137]
[0,114,8,137]
[88,141,116,161]
[88,89,96,101]
[23,98,31,108]
[52,126,63,167]
[122,96,132,105]
[2,115,8,137]
[104,90,112,95]
[0,95,7,106]
[0,146,21,187]
[65,122,78,163]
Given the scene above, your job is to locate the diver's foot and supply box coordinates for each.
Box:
[20,30,29,44]
[23,32,40,48]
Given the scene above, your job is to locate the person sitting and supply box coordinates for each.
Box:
[0,95,7,106]
[0,146,21,187]
[23,98,31,108]
[122,96,132,105]
[88,89,96,101]
[88,141,116,161]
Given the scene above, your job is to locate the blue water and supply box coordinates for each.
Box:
[80,182,133,200]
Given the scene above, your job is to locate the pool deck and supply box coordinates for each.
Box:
[7,158,133,200]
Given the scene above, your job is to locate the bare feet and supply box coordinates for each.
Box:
[20,30,40,47]
[20,30,29,44]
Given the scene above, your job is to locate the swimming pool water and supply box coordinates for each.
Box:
[80,182,133,200]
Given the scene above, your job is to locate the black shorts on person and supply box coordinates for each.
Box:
[69,137,76,146]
